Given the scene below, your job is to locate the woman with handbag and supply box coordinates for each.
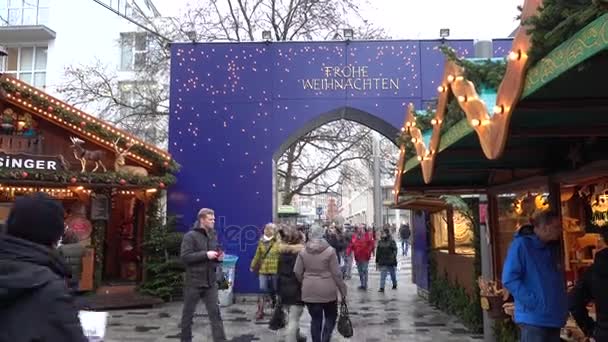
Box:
[294,224,347,342]
[250,223,280,320]
[277,226,307,342]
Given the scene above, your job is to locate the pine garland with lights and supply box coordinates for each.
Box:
[439,46,507,90]
[0,79,180,174]
[397,103,468,162]
[523,0,608,66]
[0,168,175,188]
[397,48,505,162]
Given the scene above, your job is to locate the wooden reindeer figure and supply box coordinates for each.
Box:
[113,138,149,177]
[69,137,107,173]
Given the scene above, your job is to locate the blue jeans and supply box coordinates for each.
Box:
[519,324,561,342]
[379,266,397,289]
[356,261,369,288]
[401,239,409,256]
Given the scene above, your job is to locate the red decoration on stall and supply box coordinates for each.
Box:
[70,177,78,184]
[119,179,127,185]
[80,121,86,128]
[159,182,165,189]
[47,106,54,112]
[21,171,28,178]
[15,92,20,97]
[163,161,169,167]
[65,216,93,241]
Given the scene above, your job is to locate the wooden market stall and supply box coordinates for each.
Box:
[0,74,178,292]
[393,3,608,340]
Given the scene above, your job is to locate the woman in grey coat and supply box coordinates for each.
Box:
[294,224,347,342]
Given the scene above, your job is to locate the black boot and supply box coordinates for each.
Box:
[378,288,385,293]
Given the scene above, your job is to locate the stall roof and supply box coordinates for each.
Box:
[0,75,177,172]
[396,13,608,196]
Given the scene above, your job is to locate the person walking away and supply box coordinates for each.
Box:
[348,224,374,290]
[325,226,346,265]
[180,208,227,342]
[294,224,347,342]
[58,229,85,292]
[501,212,567,342]
[376,229,398,292]
[0,192,86,341]
[250,223,280,320]
[399,224,411,257]
[277,226,307,342]
[342,227,355,280]
[568,229,608,341]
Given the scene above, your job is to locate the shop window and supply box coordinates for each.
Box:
[0,0,49,26]
[431,208,475,255]
[453,210,475,254]
[2,46,47,88]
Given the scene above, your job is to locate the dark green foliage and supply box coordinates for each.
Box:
[91,219,107,288]
[138,199,185,301]
[524,0,607,66]
[398,48,505,162]
[493,319,520,342]
[439,45,507,91]
[0,168,176,187]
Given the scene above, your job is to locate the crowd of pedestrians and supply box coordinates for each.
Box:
[0,193,411,342]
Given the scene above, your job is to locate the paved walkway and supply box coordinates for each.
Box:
[104,254,482,341]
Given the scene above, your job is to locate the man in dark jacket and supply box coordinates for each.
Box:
[376,229,398,292]
[569,229,608,341]
[180,208,227,342]
[0,192,87,342]
[399,224,411,256]
[502,212,567,341]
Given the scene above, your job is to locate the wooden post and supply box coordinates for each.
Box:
[447,206,456,254]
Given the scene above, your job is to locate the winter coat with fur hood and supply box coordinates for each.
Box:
[277,242,305,305]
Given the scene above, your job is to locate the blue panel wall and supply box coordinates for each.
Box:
[169,39,499,293]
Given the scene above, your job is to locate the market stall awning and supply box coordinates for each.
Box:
[395,12,608,197]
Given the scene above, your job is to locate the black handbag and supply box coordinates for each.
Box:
[337,299,354,338]
[268,300,286,330]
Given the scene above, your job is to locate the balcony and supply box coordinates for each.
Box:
[0,2,55,43]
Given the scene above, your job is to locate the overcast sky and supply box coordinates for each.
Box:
[154,0,523,40]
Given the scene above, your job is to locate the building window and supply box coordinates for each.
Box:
[2,46,47,88]
[0,0,49,26]
[120,32,150,71]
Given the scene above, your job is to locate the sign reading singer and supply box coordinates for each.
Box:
[0,152,63,171]
[299,65,400,91]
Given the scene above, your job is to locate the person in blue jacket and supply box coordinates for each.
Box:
[501,211,568,342]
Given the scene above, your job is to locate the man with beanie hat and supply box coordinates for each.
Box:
[0,192,87,342]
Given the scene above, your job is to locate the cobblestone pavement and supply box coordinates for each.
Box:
[104,254,482,342]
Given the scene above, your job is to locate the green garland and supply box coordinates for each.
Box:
[0,168,176,187]
[397,48,505,162]
[439,45,507,90]
[524,0,608,66]
[91,218,107,288]
[0,80,180,174]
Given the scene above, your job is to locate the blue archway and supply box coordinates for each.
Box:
[168,39,512,293]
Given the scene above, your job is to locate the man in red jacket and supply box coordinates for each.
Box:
[347,225,374,290]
